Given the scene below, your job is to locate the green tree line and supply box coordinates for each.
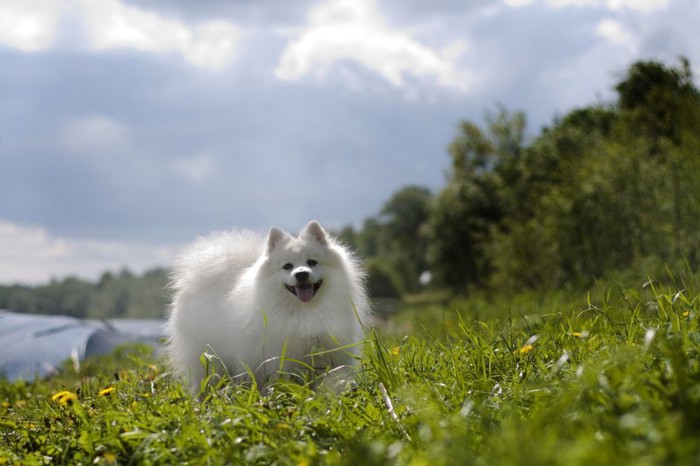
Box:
[345,57,700,295]
[0,268,169,319]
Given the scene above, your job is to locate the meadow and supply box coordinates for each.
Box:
[2,275,700,465]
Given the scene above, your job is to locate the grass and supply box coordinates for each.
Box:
[2,278,700,465]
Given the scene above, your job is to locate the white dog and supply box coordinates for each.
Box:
[166,220,370,392]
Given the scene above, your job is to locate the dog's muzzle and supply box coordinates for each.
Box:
[286,270,323,303]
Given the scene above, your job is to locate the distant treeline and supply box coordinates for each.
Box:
[341,57,700,296]
[3,58,699,317]
[0,269,169,319]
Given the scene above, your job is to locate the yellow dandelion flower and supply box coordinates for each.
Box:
[58,393,77,405]
[683,310,690,318]
[103,452,118,465]
[98,386,116,397]
[572,332,582,337]
[390,346,401,356]
[515,344,533,356]
[51,390,77,406]
[51,391,71,401]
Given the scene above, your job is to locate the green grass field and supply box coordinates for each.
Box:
[2,277,700,465]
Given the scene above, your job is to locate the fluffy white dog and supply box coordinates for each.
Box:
[166,220,370,392]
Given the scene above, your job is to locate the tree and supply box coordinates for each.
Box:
[427,180,497,288]
[488,105,618,289]
[378,186,433,291]
[616,57,700,149]
[426,106,526,289]
[428,58,700,292]
[490,58,700,290]
[616,57,700,260]
[335,225,359,251]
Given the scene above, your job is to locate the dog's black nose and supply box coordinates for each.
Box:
[294,271,309,282]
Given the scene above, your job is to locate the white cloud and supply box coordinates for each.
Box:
[503,0,535,6]
[596,18,637,51]
[58,115,131,156]
[0,220,175,284]
[171,153,214,183]
[604,0,669,12]
[548,0,599,6]
[181,21,241,71]
[0,0,66,52]
[275,0,473,92]
[506,0,669,11]
[79,0,241,71]
[0,0,242,71]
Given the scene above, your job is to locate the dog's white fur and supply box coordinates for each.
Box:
[166,220,369,392]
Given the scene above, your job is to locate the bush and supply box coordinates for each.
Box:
[365,259,403,299]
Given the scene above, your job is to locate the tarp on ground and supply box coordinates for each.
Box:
[0,310,165,381]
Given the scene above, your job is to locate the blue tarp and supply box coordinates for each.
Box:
[0,310,165,381]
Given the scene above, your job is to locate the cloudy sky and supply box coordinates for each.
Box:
[1,0,698,284]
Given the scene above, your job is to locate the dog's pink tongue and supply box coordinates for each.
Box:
[295,285,314,303]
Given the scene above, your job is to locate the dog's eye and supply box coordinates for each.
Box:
[307,259,318,267]
[282,263,293,271]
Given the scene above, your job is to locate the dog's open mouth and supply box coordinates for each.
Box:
[285,280,323,303]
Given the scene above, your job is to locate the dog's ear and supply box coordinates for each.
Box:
[301,220,328,246]
[267,227,288,253]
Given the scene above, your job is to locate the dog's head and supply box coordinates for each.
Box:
[265,220,335,304]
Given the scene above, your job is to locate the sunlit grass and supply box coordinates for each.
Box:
[2,279,700,465]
